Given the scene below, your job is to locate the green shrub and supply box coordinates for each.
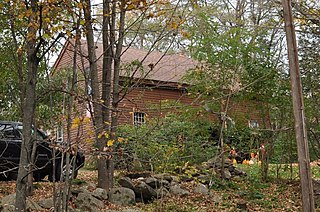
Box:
[115,114,218,172]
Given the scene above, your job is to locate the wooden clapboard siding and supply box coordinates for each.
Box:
[52,40,271,144]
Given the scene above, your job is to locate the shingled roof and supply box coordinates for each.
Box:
[54,40,197,84]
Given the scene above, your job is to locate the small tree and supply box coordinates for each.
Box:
[0,0,77,210]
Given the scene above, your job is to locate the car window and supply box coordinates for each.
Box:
[0,124,21,140]
[16,125,47,141]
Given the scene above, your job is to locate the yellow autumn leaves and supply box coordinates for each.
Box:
[106,137,125,147]
[99,132,126,147]
[71,117,91,129]
[71,117,126,148]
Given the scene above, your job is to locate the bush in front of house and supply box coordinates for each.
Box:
[115,114,219,173]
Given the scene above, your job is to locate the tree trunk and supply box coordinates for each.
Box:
[102,0,114,193]
[15,49,38,212]
[15,1,39,210]
[27,140,37,196]
[108,0,126,191]
[82,0,108,189]
[282,0,315,211]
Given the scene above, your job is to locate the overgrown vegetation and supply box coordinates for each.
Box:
[116,113,218,172]
[115,111,293,175]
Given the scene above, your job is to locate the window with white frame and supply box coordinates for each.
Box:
[133,112,145,126]
[249,120,259,128]
[56,126,64,142]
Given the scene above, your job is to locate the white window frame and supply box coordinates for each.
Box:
[56,125,64,142]
[133,112,145,126]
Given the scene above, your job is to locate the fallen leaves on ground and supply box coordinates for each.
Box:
[0,169,304,211]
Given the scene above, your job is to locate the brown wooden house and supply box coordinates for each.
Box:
[53,40,269,141]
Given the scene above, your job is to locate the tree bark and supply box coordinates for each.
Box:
[102,0,114,193]
[282,0,315,211]
[15,1,39,210]
[82,0,108,189]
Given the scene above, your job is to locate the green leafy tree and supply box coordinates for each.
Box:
[183,1,288,181]
[297,1,320,160]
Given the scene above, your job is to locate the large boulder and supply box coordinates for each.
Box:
[133,181,157,203]
[156,187,170,199]
[194,183,209,195]
[118,177,135,190]
[0,193,43,212]
[92,188,108,200]
[75,191,105,211]
[38,198,54,209]
[109,187,136,206]
[169,185,190,197]
[153,173,174,183]
[145,177,170,189]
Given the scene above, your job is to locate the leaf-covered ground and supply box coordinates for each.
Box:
[1,164,318,211]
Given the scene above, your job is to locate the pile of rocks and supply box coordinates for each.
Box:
[202,156,247,180]
[0,156,246,211]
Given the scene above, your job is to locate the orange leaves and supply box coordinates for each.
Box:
[7,0,77,42]
[118,137,125,143]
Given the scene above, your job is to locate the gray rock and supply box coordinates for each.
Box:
[82,182,97,192]
[145,177,170,189]
[223,169,232,179]
[118,177,135,190]
[169,185,190,197]
[156,187,170,199]
[180,175,193,182]
[0,193,43,211]
[145,177,159,188]
[134,181,157,202]
[0,194,16,212]
[153,173,173,182]
[214,160,232,169]
[1,204,15,212]
[233,168,247,176]
[75,191,104,211]
[92,188,108,200]
[109,187,135,206]
[216,169,232,179]
[38,198,54,209]
[194,183,209,195]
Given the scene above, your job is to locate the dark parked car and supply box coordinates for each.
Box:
[0,121,85,181]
